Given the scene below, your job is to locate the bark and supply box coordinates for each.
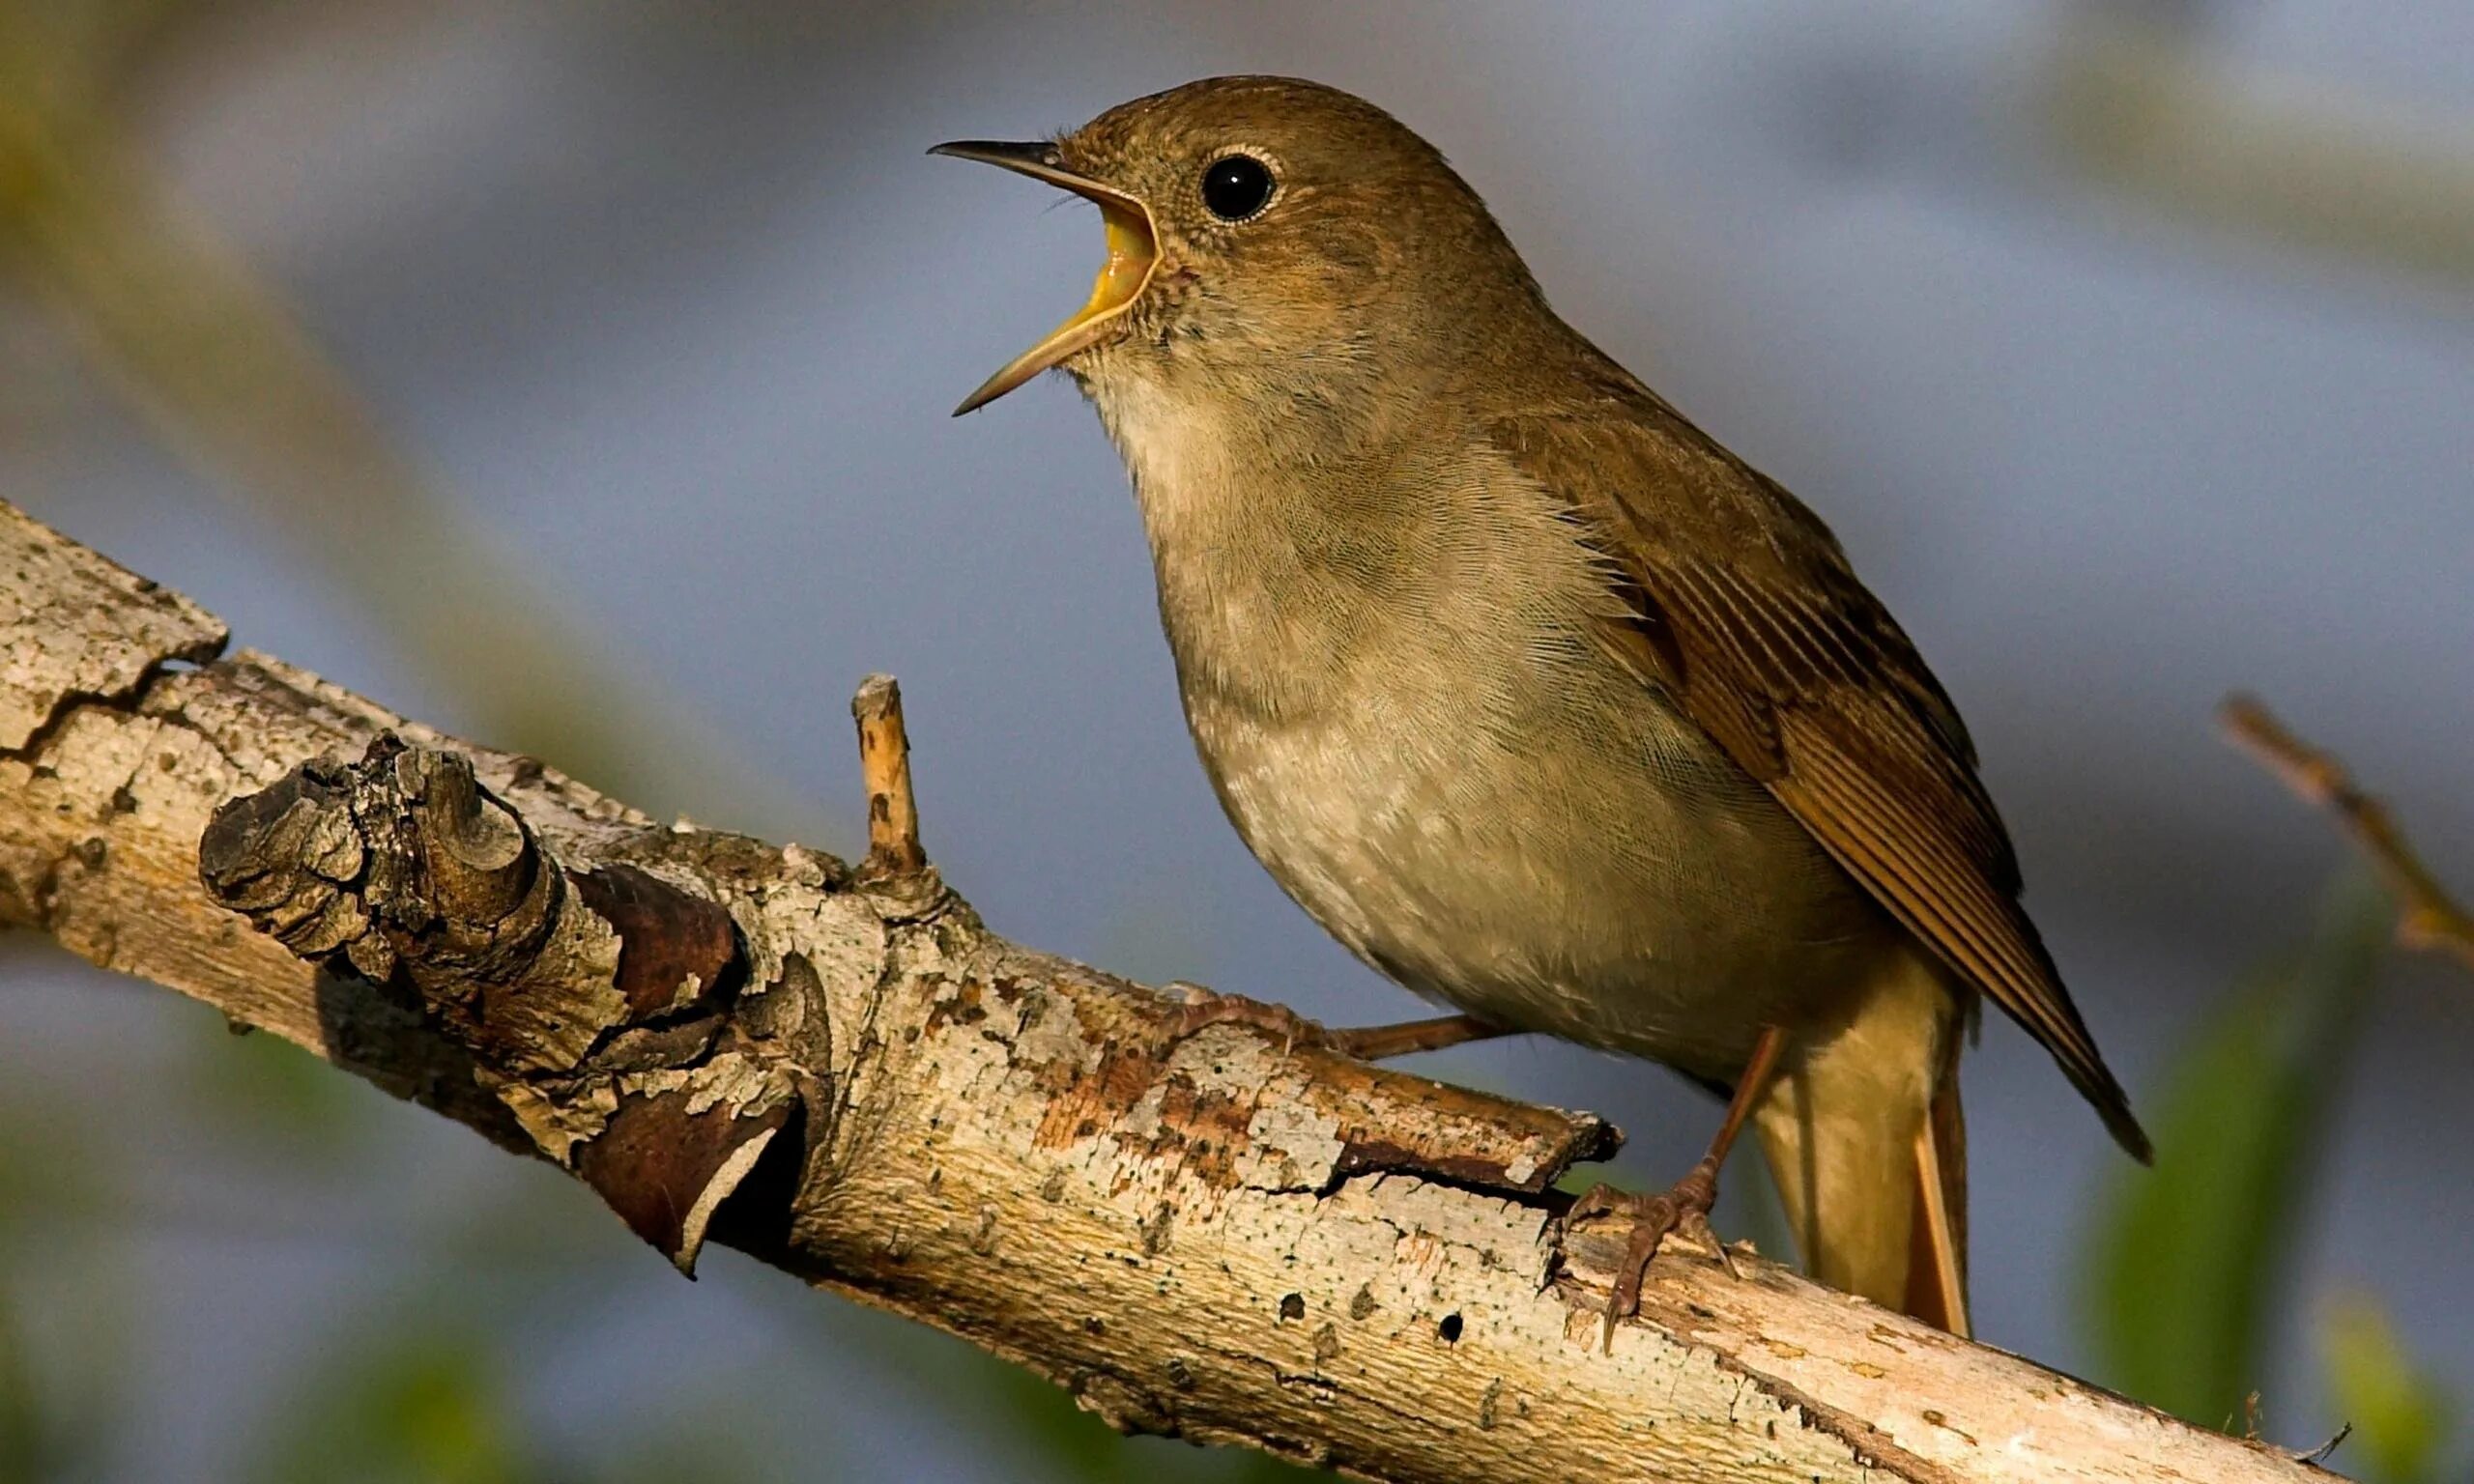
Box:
[0,499,2336,1484]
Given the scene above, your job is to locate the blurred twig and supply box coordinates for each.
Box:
[0,3,814,830]
[2222,694,2474,973]
[2047,9,2474,291]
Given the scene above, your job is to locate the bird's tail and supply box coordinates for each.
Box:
[1904,1069,1970,1335]
[1753,950,1971,1337]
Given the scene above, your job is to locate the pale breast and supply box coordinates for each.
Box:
[1096,380,1888,1080]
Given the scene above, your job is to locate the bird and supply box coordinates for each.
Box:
[932,75,2147,1339]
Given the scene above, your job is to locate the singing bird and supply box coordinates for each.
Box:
[934,76,2147,1337]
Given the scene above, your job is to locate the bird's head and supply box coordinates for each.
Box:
[935,75,1544,417]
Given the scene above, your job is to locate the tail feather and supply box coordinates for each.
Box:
[1903,1073,1970,1336]
[1752,950,1971,1335]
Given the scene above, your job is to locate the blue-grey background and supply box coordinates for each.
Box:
[1,2,2468,1479]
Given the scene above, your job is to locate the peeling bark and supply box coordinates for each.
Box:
[0,501,2338,1484]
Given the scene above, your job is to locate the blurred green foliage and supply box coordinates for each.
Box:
[2085,874,2390,1430]
[185,1019,369,1168]
[0,1056,127,1484]
[0,1290,43,1484]
[2322,1295,2458,1484]
[254,1327,537,1484]
[2084,874,2467,1481]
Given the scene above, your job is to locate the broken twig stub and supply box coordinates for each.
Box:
[851,671,927,877]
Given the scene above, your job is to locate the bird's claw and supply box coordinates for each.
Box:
[1569,1160,1735,1353]
[1162,983,1332,1055]
[1680,1209,1741,1281]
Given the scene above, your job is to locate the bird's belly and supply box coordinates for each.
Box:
[1191,682,1888,1083]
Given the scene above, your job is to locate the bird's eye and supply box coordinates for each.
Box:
[1200,154,1277,222]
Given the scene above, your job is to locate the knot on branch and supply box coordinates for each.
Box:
[200,733,800,1273]
[199,732,552,989]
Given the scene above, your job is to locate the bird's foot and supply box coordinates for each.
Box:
[1568,1157,1737,1352]
[1164,984,1334,1054]
[1162,984,1503,1061]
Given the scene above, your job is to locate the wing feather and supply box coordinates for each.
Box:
[1492,385,2149,1160]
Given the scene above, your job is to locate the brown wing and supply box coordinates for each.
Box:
[1493,382,2150,1161]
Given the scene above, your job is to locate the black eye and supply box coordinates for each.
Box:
[1200,154,1276,222]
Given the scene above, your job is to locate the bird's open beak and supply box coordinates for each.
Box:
[931,140,1159,415]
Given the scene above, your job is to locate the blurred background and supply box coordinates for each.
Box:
[1,1,2468,1480]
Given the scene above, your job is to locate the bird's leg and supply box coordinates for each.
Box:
[1569,1025,1787,1351]
[1163,984,1507,1060]
[1325,1013,1510,1060]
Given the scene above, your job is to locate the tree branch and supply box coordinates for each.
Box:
[0,500,2331,1484]
[2221,694,2474,974]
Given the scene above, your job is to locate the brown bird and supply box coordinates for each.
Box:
[934,76,2147,1338]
